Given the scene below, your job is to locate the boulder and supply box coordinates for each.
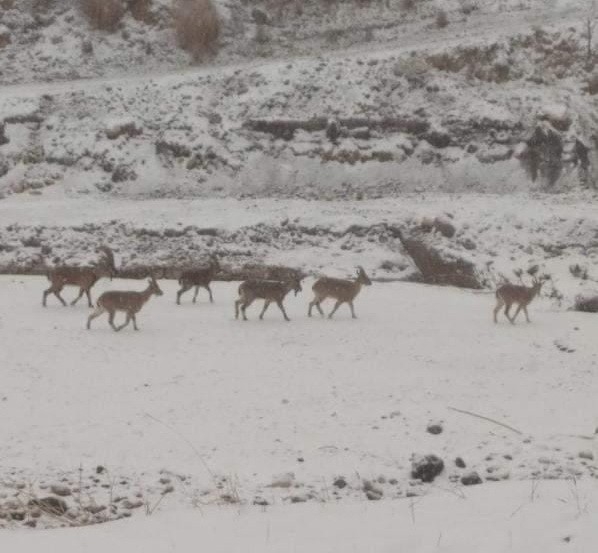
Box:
[398,229,483,289]
[411,454,444,483]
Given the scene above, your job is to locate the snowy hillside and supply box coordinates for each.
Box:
[2,0,598,203]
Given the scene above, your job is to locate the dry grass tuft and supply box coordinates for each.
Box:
[173,0,220,60]
[80,0,126,32]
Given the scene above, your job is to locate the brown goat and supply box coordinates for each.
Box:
[43,245,116,308]
[235,278,302,321]
[87,277,163,332]
[176,255,220,305]
[493,277,544,324]
[308,266,372,319]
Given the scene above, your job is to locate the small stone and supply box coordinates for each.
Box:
[96,465,105,474]
[333,477,347,489]
[426,423,443,435]
[362,480,383,500]
[122,499,143,510]
[460,471,483,486]
[50,484,71,497]
[85,504,106,514]
[579,450,594,461]
[455,457,466,468]
[162,485,174,495]
[411,454,444,483]
[365,490,383,500]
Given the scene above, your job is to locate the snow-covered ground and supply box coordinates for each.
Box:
[1,276,596,535]
[1,192,597,304]
[3,480,598,553]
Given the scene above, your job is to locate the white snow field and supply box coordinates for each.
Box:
[3,480,598,553]
[0,275,597,548]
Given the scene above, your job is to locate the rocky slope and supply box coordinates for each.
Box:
[1,0,598,202]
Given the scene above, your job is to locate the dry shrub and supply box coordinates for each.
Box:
[128,0,154,22]
[173,0,220,60]
[81,0,126,31]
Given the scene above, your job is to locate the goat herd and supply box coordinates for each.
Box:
[40,247,375,331]
[39,246,546,332]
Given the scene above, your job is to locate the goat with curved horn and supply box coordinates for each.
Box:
[235,276,302,322]
[43,245,117,308]
[308,266,372,319]
[493,275,547,324]
[176,254,220,305]
[87,276,163,332]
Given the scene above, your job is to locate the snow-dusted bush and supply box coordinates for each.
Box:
[173,0,220,60]
[81,0,126,31]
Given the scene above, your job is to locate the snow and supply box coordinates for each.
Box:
[1,193,597,305]
[2,480,598,552]
[1,0,597,546]
[0,276,596,531]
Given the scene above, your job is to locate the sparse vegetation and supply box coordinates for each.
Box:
[435,9,449,28]
[173,0,220,60]
[80,0,126,32]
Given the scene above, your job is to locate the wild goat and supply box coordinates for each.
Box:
[176,255,220,305]
[235,277,302,321]
[87,277,163,332]
[43,246,116,308]
[308,266,372,319]
[493,276,545,324]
